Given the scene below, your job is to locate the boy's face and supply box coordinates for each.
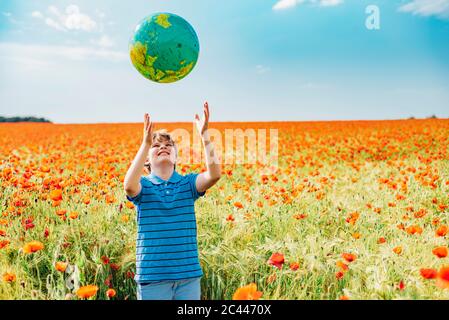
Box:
[149,138,177,169]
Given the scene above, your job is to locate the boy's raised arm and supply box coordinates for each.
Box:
[124,113,154,197]
[195,102,222,193]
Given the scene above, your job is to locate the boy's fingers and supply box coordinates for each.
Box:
[144,114,149,129]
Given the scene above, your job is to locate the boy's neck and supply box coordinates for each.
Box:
[151,165,174,181]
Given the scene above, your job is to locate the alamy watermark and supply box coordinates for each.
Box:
[366,5,380,30]
[169,126,279,174]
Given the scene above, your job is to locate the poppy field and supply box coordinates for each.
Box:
[1,119,449,300]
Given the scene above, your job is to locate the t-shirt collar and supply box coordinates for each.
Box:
[148,170,182,185]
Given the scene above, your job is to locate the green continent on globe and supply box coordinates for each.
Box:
[129,41,195,82]
[129,12,199,83]
[154,13,172,29]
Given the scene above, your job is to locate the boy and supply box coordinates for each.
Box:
[124,102,221,300]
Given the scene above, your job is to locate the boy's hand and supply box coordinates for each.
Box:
[195,101,209,137]
[143,113,154,146]
[195,101,221,194]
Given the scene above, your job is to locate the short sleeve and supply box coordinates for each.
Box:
[125,176,145,205]
[188,173,206,201]
[126,192,142,205]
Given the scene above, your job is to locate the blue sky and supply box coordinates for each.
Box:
[0,0,448,123]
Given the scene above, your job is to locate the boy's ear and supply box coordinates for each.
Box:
[144,158,151,174]
[144,153,151,166]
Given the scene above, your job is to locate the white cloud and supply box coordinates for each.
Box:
[2,12,23,26]
[45,17,66,31]
[91,35,115,48]
[273,0,304,10]
[31,11,44,19]
[273,0,343,10]
[0,42,127,63]
[256,65,270,74]
[48,5,61,17]
[399,0,449,19]
[36,5,97,32]
[1,56,51,70]
[63,5,96,31]
[319,0,343,7]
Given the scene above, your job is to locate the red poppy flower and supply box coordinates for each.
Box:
[342,253,357,263]
[267,252,285,269]
[432,246,448,258]
[436,266,449,289]
[420,268,437,279]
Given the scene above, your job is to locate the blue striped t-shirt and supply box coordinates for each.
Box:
[126,170,205,283]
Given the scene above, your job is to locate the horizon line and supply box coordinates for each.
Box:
[1,118,448,125]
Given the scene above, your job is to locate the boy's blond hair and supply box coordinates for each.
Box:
[144,130,178,173]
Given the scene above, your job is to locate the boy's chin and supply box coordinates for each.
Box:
[153,159,175,167]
